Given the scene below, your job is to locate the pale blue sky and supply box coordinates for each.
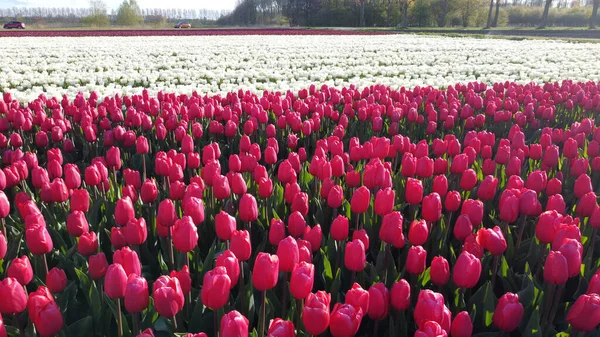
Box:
[0,0,237,11]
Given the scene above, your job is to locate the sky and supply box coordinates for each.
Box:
[0,0,238,11]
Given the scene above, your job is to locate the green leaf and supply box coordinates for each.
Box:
[467,281,497,330]
[523,306,542,337]
[68,316,93,337]
[104,294,133,337]
[330,268,342,305]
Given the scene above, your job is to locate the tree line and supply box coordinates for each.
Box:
[217,0,600,28]
[0,0,229,27]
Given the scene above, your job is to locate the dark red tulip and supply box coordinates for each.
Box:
[493,293,524,332]
[577,191,598,217]
[25,223,53,255]
[477,175,498,201]
[89,252,108,280]
[28,287,63,337]
[544,250,569,285]
[70,189,90,212]
[67,211,89,237]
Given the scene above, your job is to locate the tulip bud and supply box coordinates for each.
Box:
[346,283,369,315]
[493,293,524,332]
[476,226,507,256]
[8,256,33,286]
[368,283,389,320]
[277,236,299,273]
[78,231,98,256]
[303,291,331,336]
[543,250,569,285]
[430,256,450,286]
[329,303,364,337]
[351,186,370,214]
[344,239,366,272]
[407,245,427,275]
[331,215,349,241]
[126,217,147,246]
[173,216,199,253]
[231,230,251,261]
[216,250,240,289]
[115,197,135,227]
[0,277,27,314]
[216,211,237,241]
[201,267,231,310]
[409,219,429,246]
[221,310,249,337]
[141,179,158,204]
[152,276,184,318]
[125,275,149,313]
[46,268,67,293]
[380,211,405,247]
[453,252,481,289]
[157,199,176,227]
[290,261,315,300]
[105,264,127,299]
[239,194,258,223]
[451,311,473,337]
[267,318,294,337]
[89,252,108,280]
[374,188,395,216]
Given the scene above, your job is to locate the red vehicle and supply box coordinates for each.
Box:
[3,21,25,29]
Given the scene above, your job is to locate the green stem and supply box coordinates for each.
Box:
[239,261,246,316]
[282,272,288,320]
[259,291,267,337]
[116,298,123,337]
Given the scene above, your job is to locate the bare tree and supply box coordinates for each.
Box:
[539,0,552,27]
[591,0,599,27]
[485,0,494,28]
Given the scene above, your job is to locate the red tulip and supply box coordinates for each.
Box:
[277,236,299,273]
[201,266,231,310]
[476,226,507,256]
[252,253,279,291]
[113,246,141,277]
[292,192,309,216]
[303,225,322,253]
[267,318,294,337]
[169,265,191,296]
[28,287,63,337]
[444,191,461,212]
[414,290,447,330]
[406,178,424,205]
[558,238,583,278]
[329,303,364,337]
[414,320,447,337]
[368,282,389,320]
[409,219,429,246]
[461,199,483,226]
[430,256,450,286]
[351,186,370,214]
[0,232,6,261]
[125,274,149,313]
[374,187,395,216]
[216,211,237,241]
[153,275,185,318]
[345,283,369,315]
[126,217,147,246]
[0,313,6,337]
[213,175,231,199]
[141,179,158,203]
[46,268,67,293]
[105,263,127,299]
[216,250,240,289]
[493,293,524,332]
[290,261,314,300]
[8,256,33,286]
[345,239,366,272]
[566,293,600,332]
[239,194,258,223]
[173,216,199,253]
[70,189,90,212]
[303,291,331,336]
[67,211,89,237]
[380,211,405,247]
[25,223,53,255]
[331,215,349,241]
[157,199,176,227]
[543,250,569,285]
[0,277,27,314]
[451,311,473,337]
[453,251,481,289]
[221,310,249,337]
[288,211,307,238]
[407,245,427,275]
[477,175,498,201]
[231,230,251,261]
[577,191,598,217]
[89,252,108,280]
[183,196,205,225]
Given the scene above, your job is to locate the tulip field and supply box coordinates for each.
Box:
[1,32,600,337]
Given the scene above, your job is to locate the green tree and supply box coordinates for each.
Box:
[81,0,110,26]
[116,0,143,26]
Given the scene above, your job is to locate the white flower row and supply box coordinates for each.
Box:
[1,34,599,102]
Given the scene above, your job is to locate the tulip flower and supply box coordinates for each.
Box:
[126,217,147,246]
[125,274,149,314]
[451,311,473,337]
[277,236,299,273]
[8,256,33,286]
[409,219,429,246]
[329,303,364,337]
[346,283,369,315]
[230,230,251,261]
[221,310,249,337]
[239,193,258,223]
[303,291,331,336]
[170,266,192,296]
[344,239,366,272]
[46,267,67,293]
[453,252,481,289]
[0,277,27,314]
[430,256,450,286]
[566,294,600,332]
[267,318,294,337]
[216,250,240,289]
[374,187,395,216]
[351,186,371,214]
[152,275,185,318]
[216,211,237,241]
[288,211,306,238]
[493,293,524,332]
[380,211,405,248]
[89,252,108,280]
[290,261,314,300]
[105,264,127,299]
[368,282,389,320]
[172,216,199,253]
[28,287,64,337]
[476,226,507,256]
[415,321,447,337]
[407,245,427,275]
[201,266,231,310]
[183,196,205,225]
